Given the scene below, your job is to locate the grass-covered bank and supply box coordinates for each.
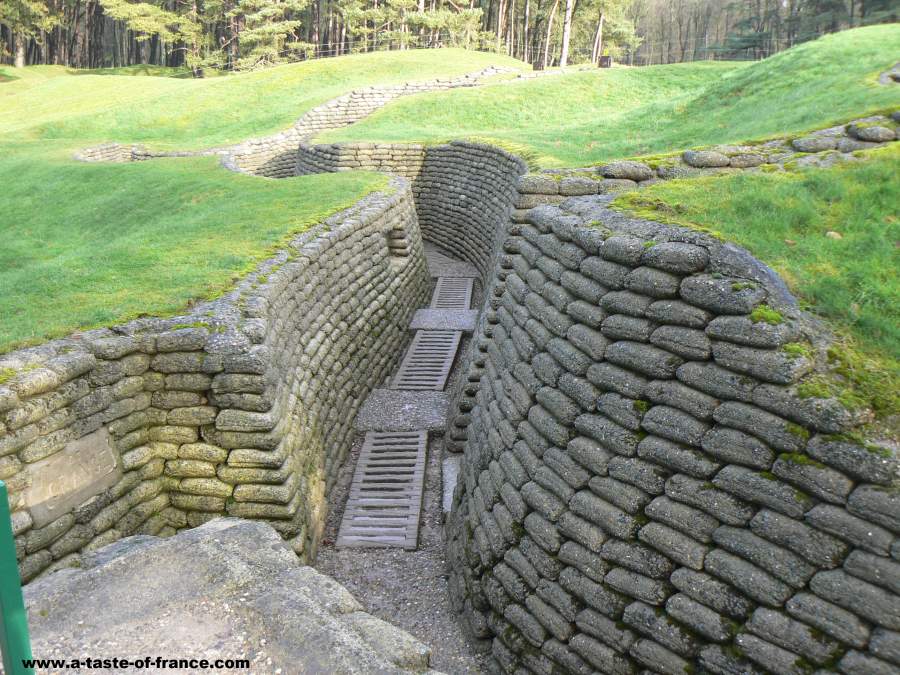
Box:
[325,25,900,166]
[2,29,898,363]
[0,48,525,353]
[613,144,899,417]
[0,143,386,351]
[0,49,525,151]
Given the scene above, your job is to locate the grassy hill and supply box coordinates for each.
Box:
[0,145,386,350]
[1,49,526,150]
[0,50,524,351]
[324,25,900,166]
[1,31,898,358]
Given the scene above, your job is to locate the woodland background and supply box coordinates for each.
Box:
[1,0,897,73]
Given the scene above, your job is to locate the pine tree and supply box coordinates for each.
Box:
[228,0,311,68]
[0,0,58,67]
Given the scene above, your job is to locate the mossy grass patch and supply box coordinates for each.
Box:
[0,144,387,352]
[325,26,900,166]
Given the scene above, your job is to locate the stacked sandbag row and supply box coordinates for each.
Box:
[514,113,900,218]
[446,201,898,675]
[2,178,430,581]
[230,65,512,178]
[296,142,427,177]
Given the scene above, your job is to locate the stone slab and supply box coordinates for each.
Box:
[25,519,435,674]
[409,309,478,332]
[356,389,449,432]
[443,455,461,514]
[428,260,480,279]
[23,427,121,528]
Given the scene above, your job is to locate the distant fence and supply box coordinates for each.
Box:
[561,30,854,68]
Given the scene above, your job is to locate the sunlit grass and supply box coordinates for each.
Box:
[613,144,899,416]
[0,141,386,350]
[0,48,528,352]
[0,49,527,150]
[326,25,900,166]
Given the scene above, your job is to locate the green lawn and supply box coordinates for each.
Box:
[324,25,900,166]
[0,49,526,353]
[0,49,526,151]
[613,144,899,417]
[0,142,386,350]
[1,30,898,360]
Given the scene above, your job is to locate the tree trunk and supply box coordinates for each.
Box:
[312,0,320,55]
[559,0,574,66]
[372,0,378,50]
[327,9,334,54]
[496,0,506,53]
[15,33,26,67]
[507,0,515,55]
[541,0,559,69]
[591,11,603,64]
[523,0,530,62]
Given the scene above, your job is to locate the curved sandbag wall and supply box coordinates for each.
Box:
[1,180,429,581]
[443,194,898,675]
[294,131,899,674]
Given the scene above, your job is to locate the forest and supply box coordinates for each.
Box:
[1,0,897,73]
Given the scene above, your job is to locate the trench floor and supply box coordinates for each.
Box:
[314,243,487,673]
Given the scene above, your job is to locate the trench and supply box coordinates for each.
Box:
[314,242,488,672]
[295,140,900,673]
[11,67,899,674]
[285,138,532,673]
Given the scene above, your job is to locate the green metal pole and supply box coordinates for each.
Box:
[0,481,33,675]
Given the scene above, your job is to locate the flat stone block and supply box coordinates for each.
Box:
[409,309,478,332]
[428,260,480,278]
[443,455,461,514]
[356,389,449,432]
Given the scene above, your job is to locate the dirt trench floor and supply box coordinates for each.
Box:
[315,257,488,674]
[314,432,488,674]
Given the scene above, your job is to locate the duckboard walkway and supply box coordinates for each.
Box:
[336,246,478,550]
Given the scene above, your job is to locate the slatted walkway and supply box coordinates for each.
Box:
[430,277,474,310]
[391,330,462,391]
[335,431,428,549]
[337,250,473,550]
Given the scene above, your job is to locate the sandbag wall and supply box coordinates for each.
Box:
[445,200,899,675]
[227,68,509,178]
[296,139,526,282]
[1,181,429,582]
[296,141,529,455]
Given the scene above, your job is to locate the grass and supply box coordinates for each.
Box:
[1,28,898,368]
[0,49,526,151]
[0,48,525,353]
[0,141,386,350]
[324,25,900,166]
[612,143,899,418]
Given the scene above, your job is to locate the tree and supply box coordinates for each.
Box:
[228,0,311,68]
[0,0,58,67]
[541,0,559,67]
[558,0,574,65]
[0,0,894,69]
[589,6,603,63]
[99,0,200,69]
[444,8,487,48]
